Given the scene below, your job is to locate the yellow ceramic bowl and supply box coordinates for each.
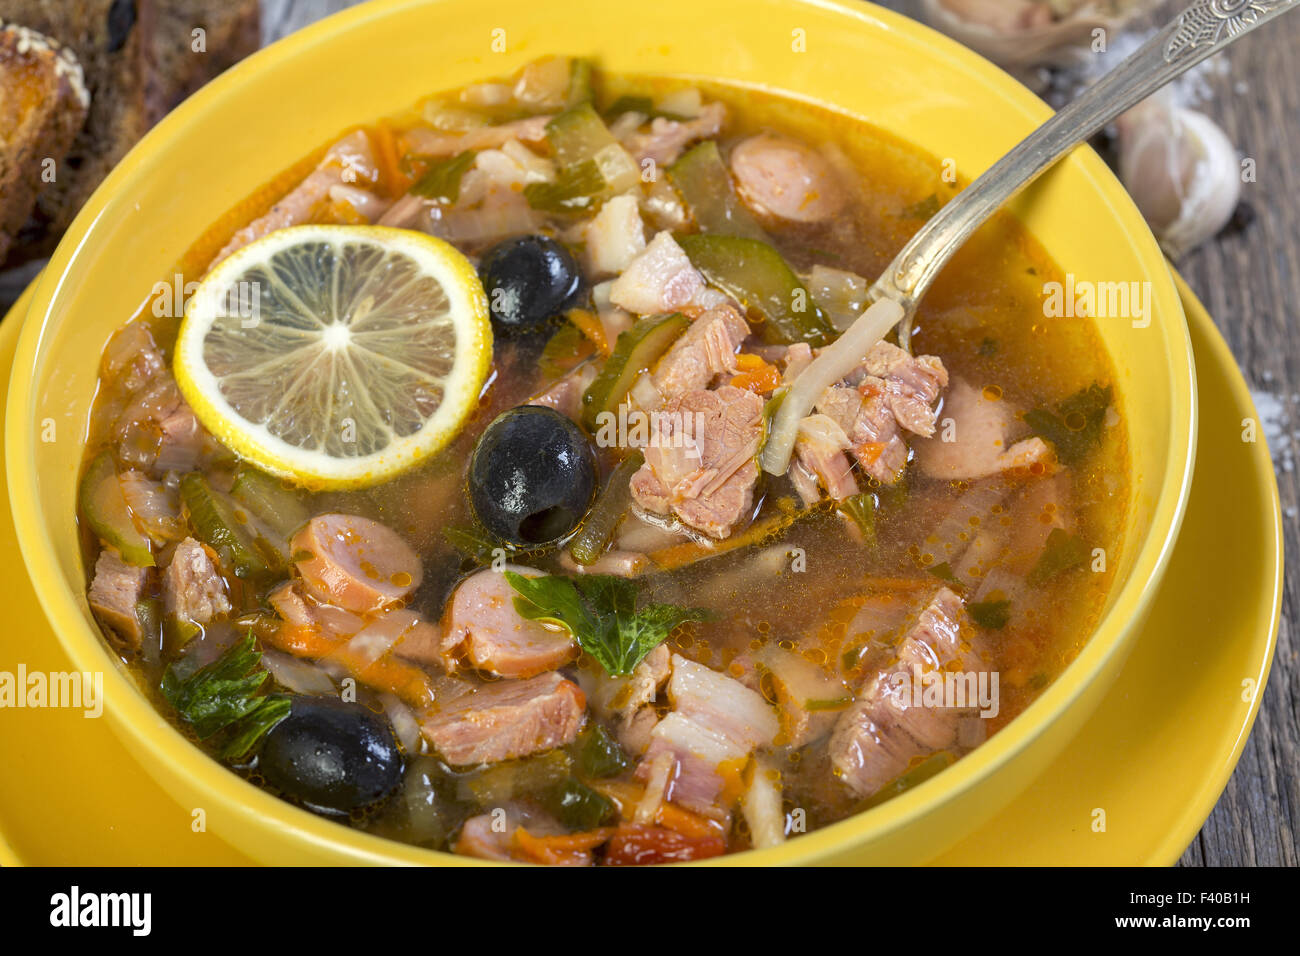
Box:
[5,0,1195,865]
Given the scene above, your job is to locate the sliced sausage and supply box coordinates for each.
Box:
[730,132,846,223]
[440,566,578,678]
[290,514,422,613]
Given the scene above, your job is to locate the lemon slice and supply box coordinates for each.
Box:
[175,225,492,490]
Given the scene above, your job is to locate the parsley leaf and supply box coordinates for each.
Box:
[1028,528,1090,585]
[900,193,941,220]
[1024,383,1113,466]
[504,571,710,676]
[571,723,630,778]
[443,525,504,565]
[968,598,1012,630]
[409,149,477,202]
[837,492,877,548]
[161,634,289,760]
[927,561,962,587]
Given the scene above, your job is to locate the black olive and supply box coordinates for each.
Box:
[479,235,583,335]
[259,697,403,815]
[469,405,597,546]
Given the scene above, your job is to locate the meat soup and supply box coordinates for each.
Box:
[77,57,1127,864]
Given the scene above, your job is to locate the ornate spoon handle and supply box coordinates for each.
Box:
[878,0,1299,345]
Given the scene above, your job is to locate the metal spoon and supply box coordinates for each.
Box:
[761,0,1299,475]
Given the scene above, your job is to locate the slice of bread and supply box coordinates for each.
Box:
[0,0,259,265]
[0,20,90,263]
[0,0,154,262]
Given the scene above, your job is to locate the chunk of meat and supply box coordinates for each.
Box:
[651,304,749,400]
[210,130,383,266]
[528,363,597,422]
[389,616,444,667]
[267,581,443,697]
[839,593,915,676]
[348,608,443,667]
[788,459,822,507]
[730,132,846,223]
[618,101,726,166]
[921,476,1016,571]
[816,385,910,485]
[420,671,587,765]
[608,231,711,316]
[402,116,552,157]
[458,140,556,201]
[629,386,763,539]
[115,374,208,476]
[119,470,185,544]
[793,413,859,501]
[782,342,813,382]
[754,644,851,748]
[849,342,949,438]
[453,813,514,861]
[290,514,422,613]
[969,473,1074,608]
[440,566,578,678]
[830,588,992,797]
[587,644,671,755]
[914,379,1055,480]
[268,581,364,636]
[584,193,647,277]
[1005,472,1072,569]
[268,578,440,663]
[163,538,231,627]
[637,654,778,816]
[87,548,150,649]
[101,321,165,395]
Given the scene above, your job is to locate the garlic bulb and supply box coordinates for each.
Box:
[915,0,1158,75]
[1117,95,1241,259]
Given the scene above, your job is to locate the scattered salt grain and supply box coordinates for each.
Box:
[1251,388,1295,475]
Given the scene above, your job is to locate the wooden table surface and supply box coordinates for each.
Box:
[2,0,1294,865]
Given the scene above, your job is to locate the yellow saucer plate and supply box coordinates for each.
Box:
[0,271,1280,865]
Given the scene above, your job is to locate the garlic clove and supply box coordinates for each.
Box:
[1117,96,1242,259]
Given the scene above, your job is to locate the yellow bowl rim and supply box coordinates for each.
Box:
[4,0,1197,865]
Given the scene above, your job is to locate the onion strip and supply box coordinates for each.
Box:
[759,298,904,475]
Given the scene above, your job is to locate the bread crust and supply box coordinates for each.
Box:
[0,19,90,264]
[0,0,260,265]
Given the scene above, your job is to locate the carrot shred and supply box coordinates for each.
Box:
[647,506,804,572]
[591,781,725,839]
[267,623,435,709]
[566,308,610,356]
[512,826,615,865]
[314,198,369,225]
[371,122,409,197]
[729,354,782,393]
[855,441,886,465]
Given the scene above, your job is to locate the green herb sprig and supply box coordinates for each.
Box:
[1024,383,1113,466]
[504,572,710,676]
[161,634,290,761]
